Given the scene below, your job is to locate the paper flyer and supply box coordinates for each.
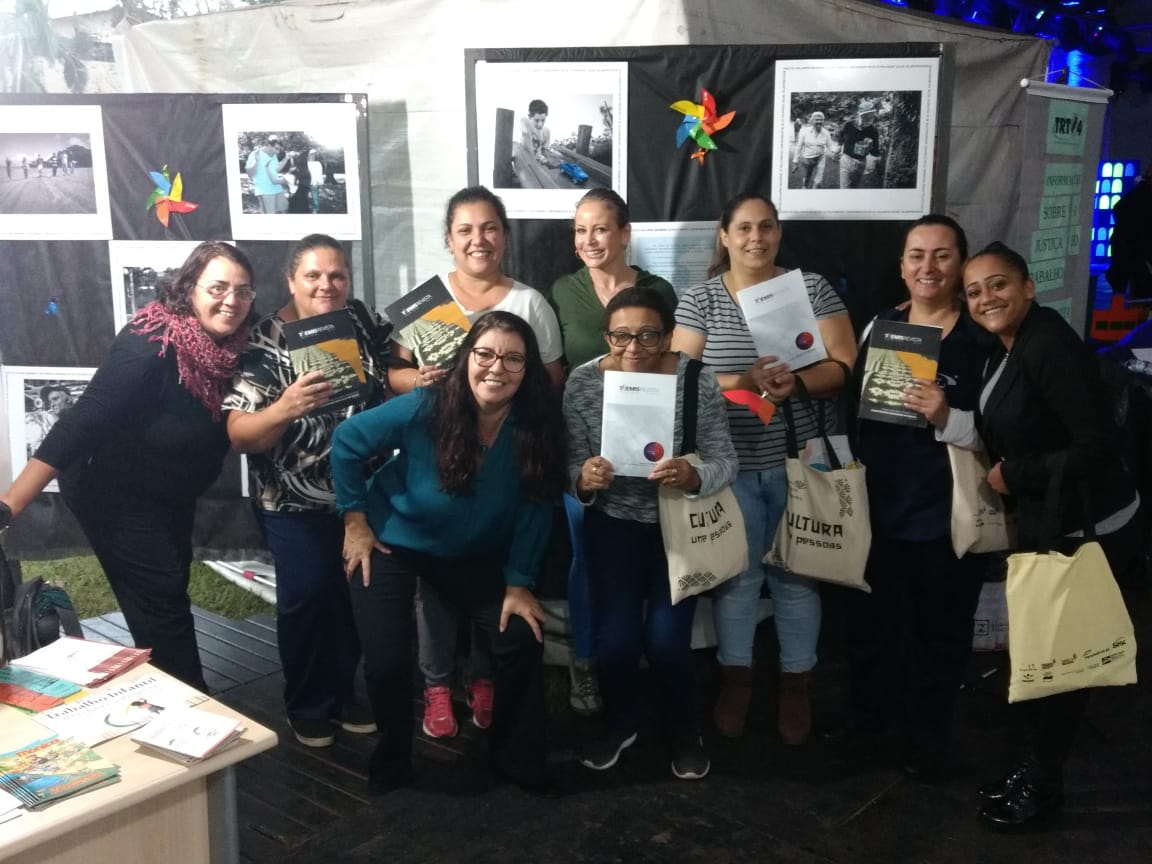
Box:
[600,370,676,477]
[736,269,827,369]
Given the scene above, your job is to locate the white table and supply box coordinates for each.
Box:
[0,664,277,864]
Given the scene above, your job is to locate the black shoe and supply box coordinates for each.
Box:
[579,731,637,771]
[289,716,335,748]
[331,701,377,734]
[670,736,711,781]
[977,761,1033,804]
[978,779,1064,830]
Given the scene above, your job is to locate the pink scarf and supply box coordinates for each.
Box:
[132,301,249,421]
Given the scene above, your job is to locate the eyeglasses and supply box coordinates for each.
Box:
[605,329,665,348]
[471,347,526,373]
[198,282,256,302]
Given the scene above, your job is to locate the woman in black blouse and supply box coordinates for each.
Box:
[0,241,258,689]
[964,241,1144,829]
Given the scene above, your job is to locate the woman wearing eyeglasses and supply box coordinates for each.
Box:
[0,241,258,689]
[564,287,738,780]
[550,188,678,718]
[671,192,856,745]
[224,234,393,748]
[333,311,567,795]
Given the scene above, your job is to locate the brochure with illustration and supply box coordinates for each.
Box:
[736,269,827,370]
[0,666,83,713]
[35,674,207,747]
[383,275,472,369]
[0,735,120,809]
[600,370,676,478]
[281,308,369,415]
[10,638,150,688]
[131,706,245,764]
[859,320,943,427]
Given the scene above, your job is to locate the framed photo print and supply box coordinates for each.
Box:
[471,61,628,219]
[107,240,204,333]
[4,366,97,491]
[0,105,113,239]
[221,101,363,240]
[772,57,941,220]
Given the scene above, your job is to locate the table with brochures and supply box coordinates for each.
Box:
[0,663,276,864]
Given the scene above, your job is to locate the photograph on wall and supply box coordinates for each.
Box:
[5,366,97,491]
[221,102,362,240]
[107,240,204,333]
[472,61,628,219]
[0,105,112,239]
[772,58,940,220]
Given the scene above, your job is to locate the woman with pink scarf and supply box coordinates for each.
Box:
[0,241,258,690]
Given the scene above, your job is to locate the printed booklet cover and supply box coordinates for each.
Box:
[0,735,120,809]
[131,706,245,763]
[281,308,368,414]
[10,637,150,688]
[383,275,472,369]
[600,370,676,478]
[859,320,943,427]
[736,269,827,370]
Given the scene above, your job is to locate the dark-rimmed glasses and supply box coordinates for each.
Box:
[471,347,526,373]
[605,329,665,348]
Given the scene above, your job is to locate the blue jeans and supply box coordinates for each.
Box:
[564,494,595,661]
[257,509,361,722]
[585,508,698,737]
[711,468,821,672]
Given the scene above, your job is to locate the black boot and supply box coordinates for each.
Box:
[976,761,1033,804]
[978,770,1064,830]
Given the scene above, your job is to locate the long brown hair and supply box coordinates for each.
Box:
[429,311,565,500]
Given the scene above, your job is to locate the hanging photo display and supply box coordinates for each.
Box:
[4,365,98,492]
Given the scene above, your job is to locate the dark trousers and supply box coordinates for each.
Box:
[584,507,699,739]
[257,509,361,722]
[62,480,205,690]
[348,548,547,787]
[1019,508,1147,781]
[845,534,985,752]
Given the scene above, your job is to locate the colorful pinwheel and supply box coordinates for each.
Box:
[670,88,736,165]
[147,165,198,227]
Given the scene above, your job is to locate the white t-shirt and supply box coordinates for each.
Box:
[308,160,324,185]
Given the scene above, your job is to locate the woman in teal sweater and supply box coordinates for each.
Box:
[332,311,566,794]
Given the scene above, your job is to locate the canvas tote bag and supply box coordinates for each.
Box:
[1006,473,1137,702]
[657,361,747,605]
[766,389,871,591]
[947,444,1012,557]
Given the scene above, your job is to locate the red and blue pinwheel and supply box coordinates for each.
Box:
[147,165,198,227]
[670,88,736,165]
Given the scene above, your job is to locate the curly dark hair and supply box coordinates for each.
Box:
[602,285,675,333]
[158,240,258,329]
[429,311,566,500]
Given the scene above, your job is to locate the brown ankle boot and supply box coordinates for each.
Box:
[714,665,754,738]
[778,670,812,746]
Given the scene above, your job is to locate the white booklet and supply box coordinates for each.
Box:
[600,370,676,478]
[131,706,245,763]
[35,674,208,747]
[736,269,827,370]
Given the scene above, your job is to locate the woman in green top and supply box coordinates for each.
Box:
[550,188,678,716]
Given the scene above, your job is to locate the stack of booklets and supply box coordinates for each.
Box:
[0,666,83,712]
[0,735,120,809]
[34,674,208,747]
[10,637,151,688]
[131,706,245,764]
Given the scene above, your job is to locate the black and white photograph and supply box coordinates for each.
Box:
[0,106,112,239]
[772,58,940,220]
[107,241,203,333]
[221,102,363,240]
[472,61,628,219]
[5,366,96,492]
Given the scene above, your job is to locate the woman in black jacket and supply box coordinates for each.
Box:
[964,241,1144,829]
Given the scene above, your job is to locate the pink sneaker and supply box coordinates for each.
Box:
[422,686,458,738]
[466,678,494,730]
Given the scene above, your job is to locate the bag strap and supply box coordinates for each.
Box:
[681,359,703,455]
[780,375,843,469]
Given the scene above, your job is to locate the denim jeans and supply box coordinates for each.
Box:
[563,493,596,661]
[711,468,821,672]
[584,508,699,737]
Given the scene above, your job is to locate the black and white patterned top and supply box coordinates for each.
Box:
[674,272,846,472]
[222,302,392,512]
